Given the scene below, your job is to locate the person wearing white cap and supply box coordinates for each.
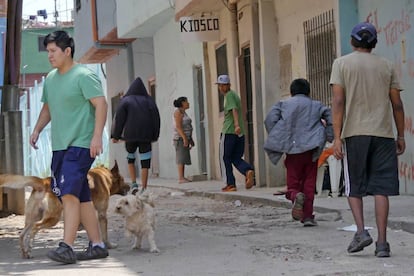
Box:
[216,74,254,192]
[330,22,405,258]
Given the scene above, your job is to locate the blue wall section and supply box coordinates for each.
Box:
[0,17,7,101]
[338,0,358,55]
[354,0,414,194]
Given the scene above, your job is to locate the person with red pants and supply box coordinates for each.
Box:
[264,78,333,226]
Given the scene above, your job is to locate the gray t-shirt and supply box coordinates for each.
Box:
[329,51,402,139]
[173,110,193,140]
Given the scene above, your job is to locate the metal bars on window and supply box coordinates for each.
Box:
[304,9,336,107]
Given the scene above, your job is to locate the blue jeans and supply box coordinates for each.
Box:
[219,134,253,186]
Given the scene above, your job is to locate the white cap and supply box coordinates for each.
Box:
[216,74,230,84]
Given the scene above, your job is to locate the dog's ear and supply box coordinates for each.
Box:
[111,161,119,175]
[135,196,144,211]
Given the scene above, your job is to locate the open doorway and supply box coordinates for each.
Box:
[238,46,254,165]
[193,65,207,177]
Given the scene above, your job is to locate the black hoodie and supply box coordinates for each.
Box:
[111,77,160,142]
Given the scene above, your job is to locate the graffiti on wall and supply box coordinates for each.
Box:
[363,3,414,193]
[366,9,411,46]
[366,9,414,81]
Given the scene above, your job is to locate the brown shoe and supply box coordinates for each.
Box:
[222,185,237,192]
[245,170,254,189]
[291,192,305,221]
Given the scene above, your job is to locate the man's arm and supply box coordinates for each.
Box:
[30,104,51,149]
[232,108,241,135]
[389,88,405,155]
[331,84,345,160]
[89,96,108,158]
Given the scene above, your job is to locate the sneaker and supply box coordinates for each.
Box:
[47,242,76,264]
[221,185,237,192]
[245,170,255,189]
[76,242,109,261]
[131,183,139,195]
[375,242,391,257]
[347,230,373,253]
[139,187,147,195]
[303,218,318,227]
[291,192,305,221]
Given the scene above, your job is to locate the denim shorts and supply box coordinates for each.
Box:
[50,146,95,202]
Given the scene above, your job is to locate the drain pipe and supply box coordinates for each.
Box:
[90,0,135,82]
[228,1,239,82]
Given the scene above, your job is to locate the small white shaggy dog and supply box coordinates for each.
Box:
[115,192,159,253]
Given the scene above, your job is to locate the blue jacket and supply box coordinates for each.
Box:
[111,77,160,142]
[264,94,333,165]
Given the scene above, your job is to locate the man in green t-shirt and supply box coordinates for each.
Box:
[216,75,254,192]
[30,30,108,264]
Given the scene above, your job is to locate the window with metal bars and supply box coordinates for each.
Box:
[304,9,336,107]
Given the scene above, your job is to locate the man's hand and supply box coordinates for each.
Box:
[90,135,103,158]
[235,126,241,135]
[333,138,344,160]
[30,131,40,149]
[396,138,406,155]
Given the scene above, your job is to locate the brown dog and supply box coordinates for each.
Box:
[0,161,129,258]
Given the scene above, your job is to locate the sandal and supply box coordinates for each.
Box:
[178,178,192,184]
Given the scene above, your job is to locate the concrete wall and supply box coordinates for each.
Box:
[274,0,335,79]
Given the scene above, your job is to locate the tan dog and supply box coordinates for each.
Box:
[0,161,129,258]
[115,193,159,253]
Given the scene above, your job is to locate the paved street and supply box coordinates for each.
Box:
[1,177,414,275]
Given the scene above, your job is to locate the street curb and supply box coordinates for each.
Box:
[155,185,342,220]
[153,183,414,234]
[388,219,414,234]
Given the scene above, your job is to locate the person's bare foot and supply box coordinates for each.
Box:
[178,178,192,184]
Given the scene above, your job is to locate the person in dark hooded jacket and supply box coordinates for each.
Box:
[111,77,160,194]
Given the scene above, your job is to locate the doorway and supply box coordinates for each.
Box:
[194,66,207,176]
[239,46,254,165]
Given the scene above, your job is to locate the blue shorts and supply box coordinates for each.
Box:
[51,146,95,202]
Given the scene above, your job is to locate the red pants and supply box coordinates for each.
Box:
[284,150,317,220]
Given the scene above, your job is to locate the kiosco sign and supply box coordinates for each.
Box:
[180,15,220,42]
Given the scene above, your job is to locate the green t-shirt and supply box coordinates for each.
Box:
[222,90,245,135]
[42,64,104,150]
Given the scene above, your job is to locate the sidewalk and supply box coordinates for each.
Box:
[148,177,414,234]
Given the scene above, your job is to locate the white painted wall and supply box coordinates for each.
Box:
[116,0,175,38]
[153,17,205,179]
[105,38,156,180]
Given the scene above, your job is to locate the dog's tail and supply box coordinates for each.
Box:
[0,174,46,191]
[138,192,155,208]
